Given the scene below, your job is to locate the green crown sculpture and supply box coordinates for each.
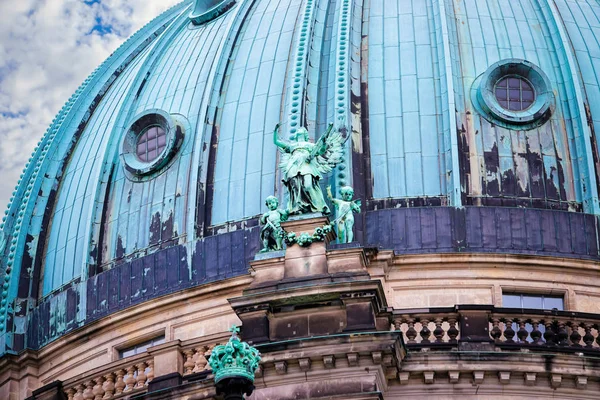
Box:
[208,326,261,384]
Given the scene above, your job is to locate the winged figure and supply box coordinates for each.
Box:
[273,123,346,215]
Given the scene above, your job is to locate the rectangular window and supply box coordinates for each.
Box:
[502,293,564,310]
[118,335,165,359]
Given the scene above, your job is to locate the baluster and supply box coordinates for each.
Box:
[83,381,94,400]
[419,319,431,344]
[569,322,582,347]
[582,323,595,348]
[146,359,155,382]
[183,349,195,375]
[93,376,105,400]
[490,318,502,341]
[135,362,148,388]
[557,321,569,346]
[194,346,208,372]
[114,370,126,395]
[530,319,542,344]
[124,366,136,392]
[595,324,600,348]
[74,384,86,400]
[516,319,529,343]
[447,317,459,343]
[405,318,418,344]
[66,388,77,400]
[433,318,445,343]
[544,321,556,346]
[503,318,516,343]
[102,373,115,399]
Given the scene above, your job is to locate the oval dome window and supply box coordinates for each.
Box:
[121,110,184,178]
[471,59,554,130]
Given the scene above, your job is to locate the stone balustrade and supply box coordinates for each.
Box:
[394,310,460,345]
[180,343,219,376]
[58,333,229,399]
[490,311,600,349]
[393,305,600,354]
[62,354,154,400]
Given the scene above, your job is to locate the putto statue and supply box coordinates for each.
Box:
[259,195,288,252]
[327,185,361,243]
[273,123,345,215]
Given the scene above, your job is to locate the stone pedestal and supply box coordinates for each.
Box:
[231,215,390,345]
[248,215,369,294]
[280,214,334,278]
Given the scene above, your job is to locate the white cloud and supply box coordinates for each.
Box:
[0,0,182,214]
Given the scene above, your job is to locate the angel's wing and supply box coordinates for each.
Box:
[315,129,346,175]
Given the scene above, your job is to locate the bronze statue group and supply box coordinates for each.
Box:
[259,123,361,252]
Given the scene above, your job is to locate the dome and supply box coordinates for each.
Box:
[2,0,600,362]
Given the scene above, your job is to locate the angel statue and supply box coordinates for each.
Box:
[273,123,345,216]
[259,195,288,252]
[327,185,361,243]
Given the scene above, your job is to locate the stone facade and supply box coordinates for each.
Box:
[4,216,600,399]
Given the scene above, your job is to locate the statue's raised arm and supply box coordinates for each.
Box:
[273,123,289,151]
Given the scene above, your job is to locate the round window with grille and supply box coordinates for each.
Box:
[121,110,184,178]
[471,59,554,130]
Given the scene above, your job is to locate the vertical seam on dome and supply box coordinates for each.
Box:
[331,0,353,189]
[285,0,319,139]
[541,0,600,215]
[436,0,463,207]
[194,0,259,234]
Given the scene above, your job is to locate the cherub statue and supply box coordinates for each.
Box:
[259,196,288,252]
[273,123,345,216]
[327,185,361,243]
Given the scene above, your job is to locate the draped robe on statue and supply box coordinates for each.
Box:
[280,142,330,215]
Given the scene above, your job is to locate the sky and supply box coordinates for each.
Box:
[0,0,182,214]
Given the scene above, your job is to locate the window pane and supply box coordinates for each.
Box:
[508,78,521,89]
[136,344,150,354]
[152,336,166,346]
[509,101,522,111]
[503,294,521,308]
[544,297,564,310]
[522,90,534,101]
[495,88,508,101]
[120,348,136,358]
[137,143,146,157]
[147,126,158,139]
[522,295,543,309]
[509,89,521,101]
